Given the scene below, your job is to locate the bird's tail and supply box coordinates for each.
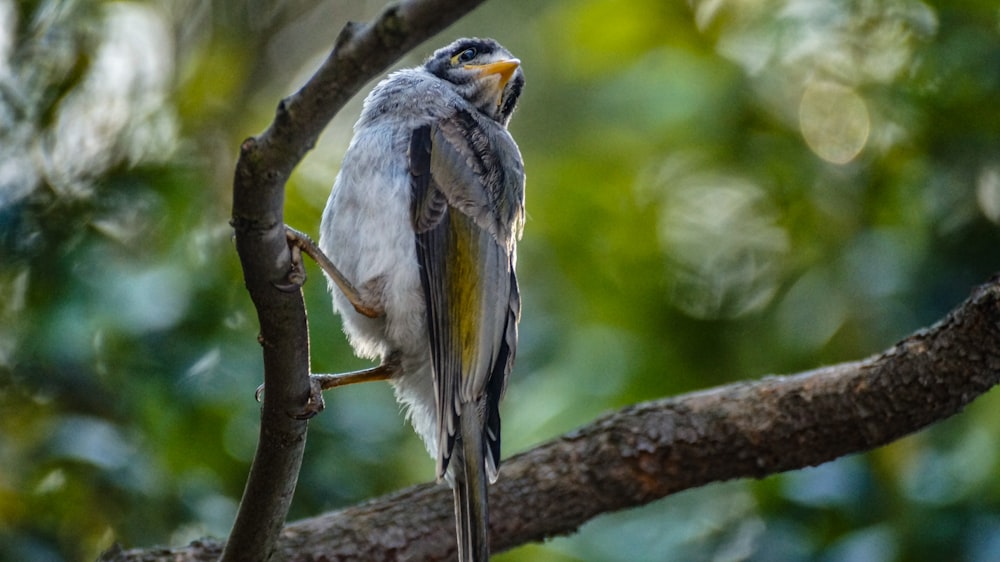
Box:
[453,404,490,561]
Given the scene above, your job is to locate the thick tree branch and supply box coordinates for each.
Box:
[104,276,1000,561]
[226,1,486,561]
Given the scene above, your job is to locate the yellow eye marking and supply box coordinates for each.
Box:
[451,48,478,66]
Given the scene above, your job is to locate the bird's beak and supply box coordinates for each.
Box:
[465,59,521,91]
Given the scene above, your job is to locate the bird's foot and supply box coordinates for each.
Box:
[294,376,328,420]
[253,377,327,420]
[273,226,312,292]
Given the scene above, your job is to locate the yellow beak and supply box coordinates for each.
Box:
[465,59,521,91]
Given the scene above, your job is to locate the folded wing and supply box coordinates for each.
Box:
[409,109,524,480]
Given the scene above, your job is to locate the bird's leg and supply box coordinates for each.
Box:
[256,355,401,420]
[310,362,395,392]
[277,226,383,319]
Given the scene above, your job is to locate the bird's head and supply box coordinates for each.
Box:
[425,38,524,126]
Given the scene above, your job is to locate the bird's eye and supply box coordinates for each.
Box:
[456,48,477,64]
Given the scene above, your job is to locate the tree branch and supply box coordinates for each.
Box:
[225,1,487,561]
[104,276,1000,561]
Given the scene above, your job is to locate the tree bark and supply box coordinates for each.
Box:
[102,276,1000,561]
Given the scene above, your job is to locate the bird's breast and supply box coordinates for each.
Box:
[319,125,428,361]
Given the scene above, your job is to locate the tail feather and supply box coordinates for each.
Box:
[453,404,490,561]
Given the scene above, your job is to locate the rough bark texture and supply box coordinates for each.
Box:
[224,1,487,561]
[102,277,1000,561]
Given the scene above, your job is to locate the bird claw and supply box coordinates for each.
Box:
[292,377,327,420]
[254,378,327,420]
[273,237,307,292]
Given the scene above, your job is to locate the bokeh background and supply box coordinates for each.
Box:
[2,0,1000,560]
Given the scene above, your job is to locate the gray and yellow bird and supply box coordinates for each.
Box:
[317,37,525,561]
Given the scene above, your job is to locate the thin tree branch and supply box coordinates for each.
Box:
[225,1,487,561]
[103,276,1000,561]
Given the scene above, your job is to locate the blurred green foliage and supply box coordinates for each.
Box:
[1,0,999,561]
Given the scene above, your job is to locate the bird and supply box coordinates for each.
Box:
[314,37,525,561]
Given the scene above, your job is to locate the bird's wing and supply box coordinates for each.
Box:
[409,109,524,480]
